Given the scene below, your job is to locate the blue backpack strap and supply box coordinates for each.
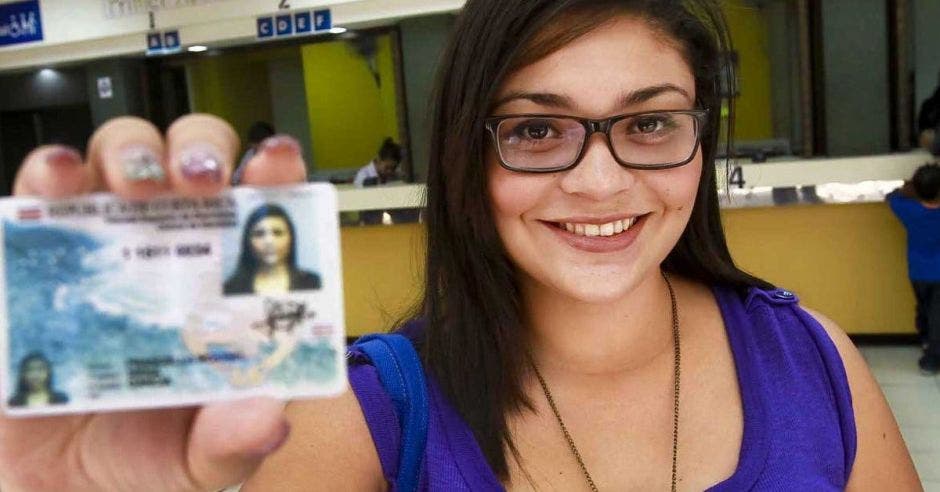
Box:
[352,333,429,492]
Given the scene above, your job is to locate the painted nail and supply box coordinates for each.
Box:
[259,135,301,156]
[179,146,224,183]
[121,146,165,182]
[45,147,82,167]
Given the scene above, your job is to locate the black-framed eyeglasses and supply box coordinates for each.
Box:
[484,109,709,173]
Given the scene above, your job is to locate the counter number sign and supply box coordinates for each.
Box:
[313,9,331,31]
[275,14,293,36]
[295,11,311,33]
[147,32,163,50]
[146,30,181,55]
[729,165,746,188]
[257,17,274,38]
[257,8,332,40]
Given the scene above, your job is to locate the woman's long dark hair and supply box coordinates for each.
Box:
[8,352,54,406]
[233,203,299,277]
[415,0,773,478]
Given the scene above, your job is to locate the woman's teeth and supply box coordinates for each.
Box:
[562,217,637,237]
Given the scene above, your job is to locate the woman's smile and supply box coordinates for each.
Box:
[541,212,650,254]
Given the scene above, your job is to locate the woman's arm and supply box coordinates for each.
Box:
[804,308,923,491]
[242,389,387,490]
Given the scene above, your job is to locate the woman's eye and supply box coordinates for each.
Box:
[523,123,551,139]
[633,117,667,133]
[509,120,558,141]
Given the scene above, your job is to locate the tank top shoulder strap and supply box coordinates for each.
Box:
[710,285,857,489]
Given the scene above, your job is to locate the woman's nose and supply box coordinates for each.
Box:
[558,134,636,200]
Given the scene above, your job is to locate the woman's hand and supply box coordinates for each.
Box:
[0,114,308,492]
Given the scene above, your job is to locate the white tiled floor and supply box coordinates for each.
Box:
[859,345,940,491]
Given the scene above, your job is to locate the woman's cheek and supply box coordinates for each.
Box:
[649,159,701,211]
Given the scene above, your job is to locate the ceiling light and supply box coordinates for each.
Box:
[329,27,347,34]
[188,45,208,52]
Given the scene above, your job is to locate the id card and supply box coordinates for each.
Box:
[1,183,346,416]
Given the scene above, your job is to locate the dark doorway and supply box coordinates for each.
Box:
[144,62,191,131]
[0,104,93,195]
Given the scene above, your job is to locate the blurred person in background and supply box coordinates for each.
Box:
[232,121,276,185]
[917,72,940,158]
[888,163,940,374]
[354,137,402,187]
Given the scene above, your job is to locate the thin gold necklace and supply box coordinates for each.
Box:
[532,271,681,491]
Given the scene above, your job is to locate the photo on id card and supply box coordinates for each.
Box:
[0,183,346,417]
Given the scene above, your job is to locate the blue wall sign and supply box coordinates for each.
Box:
[163,30,180,50]
[147,32,163,50]
[257,8,332,40]
[257,17,274,38]
[0,0,44,47]
[146,29,181,55]
[313,9,331,31]
[294,11,311,34]
[275,14,292,36]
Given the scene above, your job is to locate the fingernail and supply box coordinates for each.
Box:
[179,146,223,183]
[259,135,301,156]
[121,146,165,182]
[258,420,291,456]
[45,147,82,167]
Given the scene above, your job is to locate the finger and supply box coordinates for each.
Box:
[12,145,94,198]
[187,398,289,490]
[165,114,239,196]
[86,117,170,200]
[239,135,307,186]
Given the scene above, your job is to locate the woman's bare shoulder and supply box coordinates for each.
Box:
[800,307,921,490]
[242,388,387,491]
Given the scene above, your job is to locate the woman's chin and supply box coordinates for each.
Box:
[541,277,644,305]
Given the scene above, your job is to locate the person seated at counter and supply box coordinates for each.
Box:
[888,163,940,374]
[353,138,402,187]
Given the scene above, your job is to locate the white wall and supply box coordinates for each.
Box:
[0,0,464,70]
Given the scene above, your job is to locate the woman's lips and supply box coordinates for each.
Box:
[543,214,648,253]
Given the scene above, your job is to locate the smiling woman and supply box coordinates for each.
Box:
[0,1,923,491]
[249,0,921,490]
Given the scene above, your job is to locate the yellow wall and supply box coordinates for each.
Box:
[722,203,915,335]
[341,204,916,336]
[722,0,775,141]
[341,223,425,336]
[186,52,280,144]
[302,35,401,170]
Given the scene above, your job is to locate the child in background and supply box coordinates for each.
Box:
[888,163,940,374]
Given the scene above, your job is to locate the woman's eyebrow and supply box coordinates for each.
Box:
[491,91,577,111]
[492,84,693,112]
[619,84,693,107]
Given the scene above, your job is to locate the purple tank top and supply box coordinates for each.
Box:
[347,286,857,490]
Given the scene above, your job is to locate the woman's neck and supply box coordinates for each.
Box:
[521,271,676,379]
[254,263,289,278]
[26,389,50,404]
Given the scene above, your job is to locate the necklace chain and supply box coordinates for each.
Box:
[532,271,681,492]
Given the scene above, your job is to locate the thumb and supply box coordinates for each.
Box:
[186,398,290,490]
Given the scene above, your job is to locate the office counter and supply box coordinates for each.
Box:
[337,152,932,336]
